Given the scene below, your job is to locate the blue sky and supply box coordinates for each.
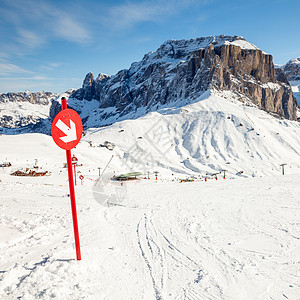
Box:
[0,0,299,93]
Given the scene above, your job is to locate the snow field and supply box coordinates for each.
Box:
[0,171,299,299]
[0,101,52,129]
[1,92,300,299]
[83,91,300,178]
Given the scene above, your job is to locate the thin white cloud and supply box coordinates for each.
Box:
[52,15,91,44]
[106,1,175,29]
[0,60,32,75]
[0,0,213,55]
[0,0,92,53]
[40,62,64,71]
[16,28,45,49]
[105,0,210,30]
[0,76,49,80]
[108,3,160,28]
[0,51,9,59]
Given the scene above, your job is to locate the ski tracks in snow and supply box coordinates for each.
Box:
[0,183,87,299]
[136,209,212,300]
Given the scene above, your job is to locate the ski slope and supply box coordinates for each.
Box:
[83,90,300,178]
[0,169,299,299]
[1,91,300,299]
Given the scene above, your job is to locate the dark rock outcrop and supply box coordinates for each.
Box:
[71,35,298,121]
[71,72,95,101]
[49,99,62,121]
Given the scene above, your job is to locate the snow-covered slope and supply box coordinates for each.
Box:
[2,90,300,177]
[80,90,300,178]
[0,90,75,135]
[0,91,57,129]
[0,100,51,129]
[2,89,300,178]
[1,36,300,299]
[1,91,300,298]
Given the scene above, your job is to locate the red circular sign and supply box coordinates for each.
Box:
[51,109,83,150]
[79,175,84,180]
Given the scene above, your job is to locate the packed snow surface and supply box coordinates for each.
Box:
[1,92,300,299]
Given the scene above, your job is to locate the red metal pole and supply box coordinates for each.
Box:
[61,97,67,110]
[61,98,81,261]
[66,149,81,260]
[73,163,77,186]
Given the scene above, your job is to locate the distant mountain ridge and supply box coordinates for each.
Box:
[0,90,54,105]
[0,90,75,134]
[283,57,300,105]
[0,91,57,130]
[283,57,300,81]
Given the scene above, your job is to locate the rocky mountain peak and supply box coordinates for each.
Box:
[153,35,257,60]
[69,35,298,123]
[83,72,95,89]
[96,73,110,82]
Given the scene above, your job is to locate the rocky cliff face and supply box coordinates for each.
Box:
[283,57,300,81]
[0,90,54,105]
[206,44,297,120]
[71,35,298,122]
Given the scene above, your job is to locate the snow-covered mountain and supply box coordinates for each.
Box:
[67,35,298,128]
[283,57,300,81]
[0,91,56,129]
[290,81,300,105]
[0,35,299,135]
[283,57,300,105]
[0,90,74,134]
[2,89,300,177]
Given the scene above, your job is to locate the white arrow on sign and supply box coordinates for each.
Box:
[55,119,77,143]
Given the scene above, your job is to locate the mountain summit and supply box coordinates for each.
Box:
[70,35,298,125]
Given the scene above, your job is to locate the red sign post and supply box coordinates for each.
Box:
[72,155,78,186]
[51,97,82,261]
